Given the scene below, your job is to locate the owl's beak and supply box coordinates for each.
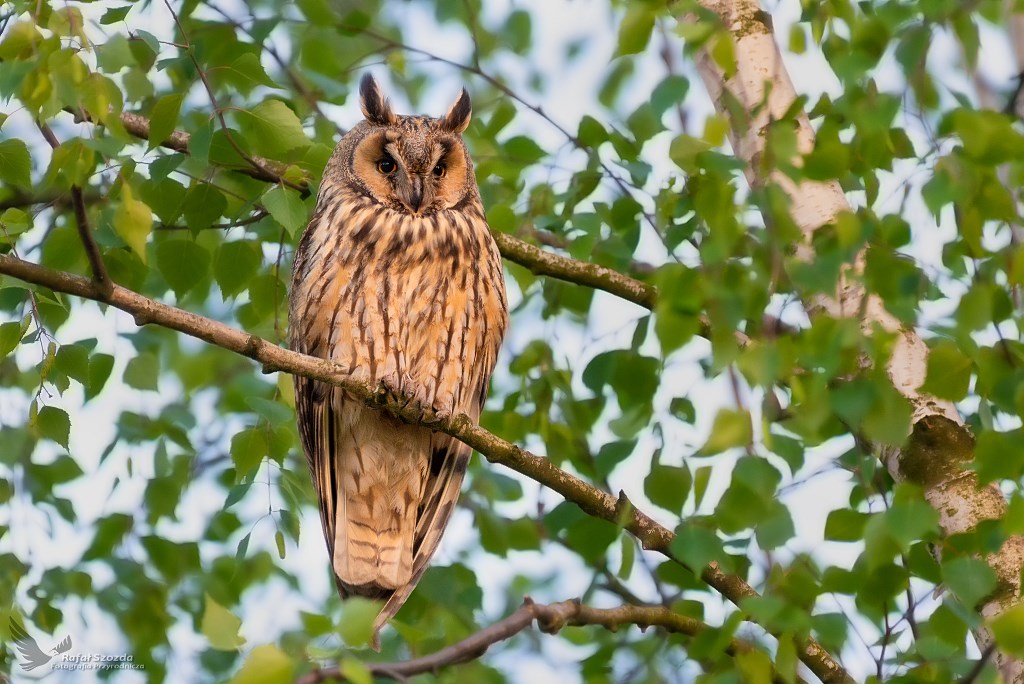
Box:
[404,175,425,214]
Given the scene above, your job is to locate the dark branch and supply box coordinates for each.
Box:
[295,597,770,684]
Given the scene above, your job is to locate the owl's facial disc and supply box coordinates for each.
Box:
[350,121,472,216]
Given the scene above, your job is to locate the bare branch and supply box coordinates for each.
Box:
[0,253,850,683]
[492,232,655,309]
[295,597,771,684]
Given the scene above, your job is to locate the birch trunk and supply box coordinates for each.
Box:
[683,0,1024,678]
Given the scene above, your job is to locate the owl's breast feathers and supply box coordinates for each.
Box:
[292,188,507,394]
[289,186,507,641]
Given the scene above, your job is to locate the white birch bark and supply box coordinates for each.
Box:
[684,0,1024,678]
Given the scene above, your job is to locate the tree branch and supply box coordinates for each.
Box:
[0,253,850,683]
[295,597,777,684]
[492,232,655,309]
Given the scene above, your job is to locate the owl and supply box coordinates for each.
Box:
[288,74,508,644]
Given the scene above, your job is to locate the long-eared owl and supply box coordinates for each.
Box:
[288,74,508,643]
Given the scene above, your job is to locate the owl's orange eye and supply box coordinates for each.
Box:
[433,163,447,178]
[377,159,396,174]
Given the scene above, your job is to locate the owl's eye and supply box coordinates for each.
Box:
[433,163,447,178]
[377,158,396,175]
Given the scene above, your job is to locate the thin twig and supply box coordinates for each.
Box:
[156,209,270,231]
[960,643,997,684]
[35,122,112,295]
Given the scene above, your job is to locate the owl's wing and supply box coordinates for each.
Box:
[294,374,348,595]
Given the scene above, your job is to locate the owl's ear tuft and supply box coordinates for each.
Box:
[360,74,397,126]
[440,88,472,133]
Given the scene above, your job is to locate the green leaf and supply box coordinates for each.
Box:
[96,35,135,73]
[651,75,690,116]
[669,397,695,423]
[82,512,133,559]
[155,239,211,297]
[990,603,1024,657]
[87,353,115,399]
[113,186,153,262]
[36,406,70,449]
[182,184,227,231]
[922,340,973,402]
[618,7,655,56]
[124,352,159,391]
[669,134,712,172]
[100,5,133,24]
[0,139,31,188]
[736,649,774,684]
[942,557,996,608]
[128,34,157,72]
[577,115,607,146]
[0,318,28,357]
[229,644,293,684]
[337,597,382,648]
[645,463,691,514]
[148,94,184,149]
[670,523,728,572]
[228,53,281,91]
[215,241,263,298]
[824,510,870,542]
[699,409,752,455]
[336,660,372,684]
[236,100,311,158]
[504,136,545,164]
[231,428,268,479]
[263,186,308,236]
[202,593,246,650]
[862,380,912,447]
[55,342,90,386]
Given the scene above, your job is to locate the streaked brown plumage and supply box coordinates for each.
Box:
[289,74,507,643]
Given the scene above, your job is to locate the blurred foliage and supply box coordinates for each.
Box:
[0,0,1021,681]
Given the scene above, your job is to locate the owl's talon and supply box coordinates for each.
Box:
[378,371,449,423]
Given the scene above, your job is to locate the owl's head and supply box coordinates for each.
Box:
[325,74,477,216]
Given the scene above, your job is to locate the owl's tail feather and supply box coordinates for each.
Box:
[332,485,418,594]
